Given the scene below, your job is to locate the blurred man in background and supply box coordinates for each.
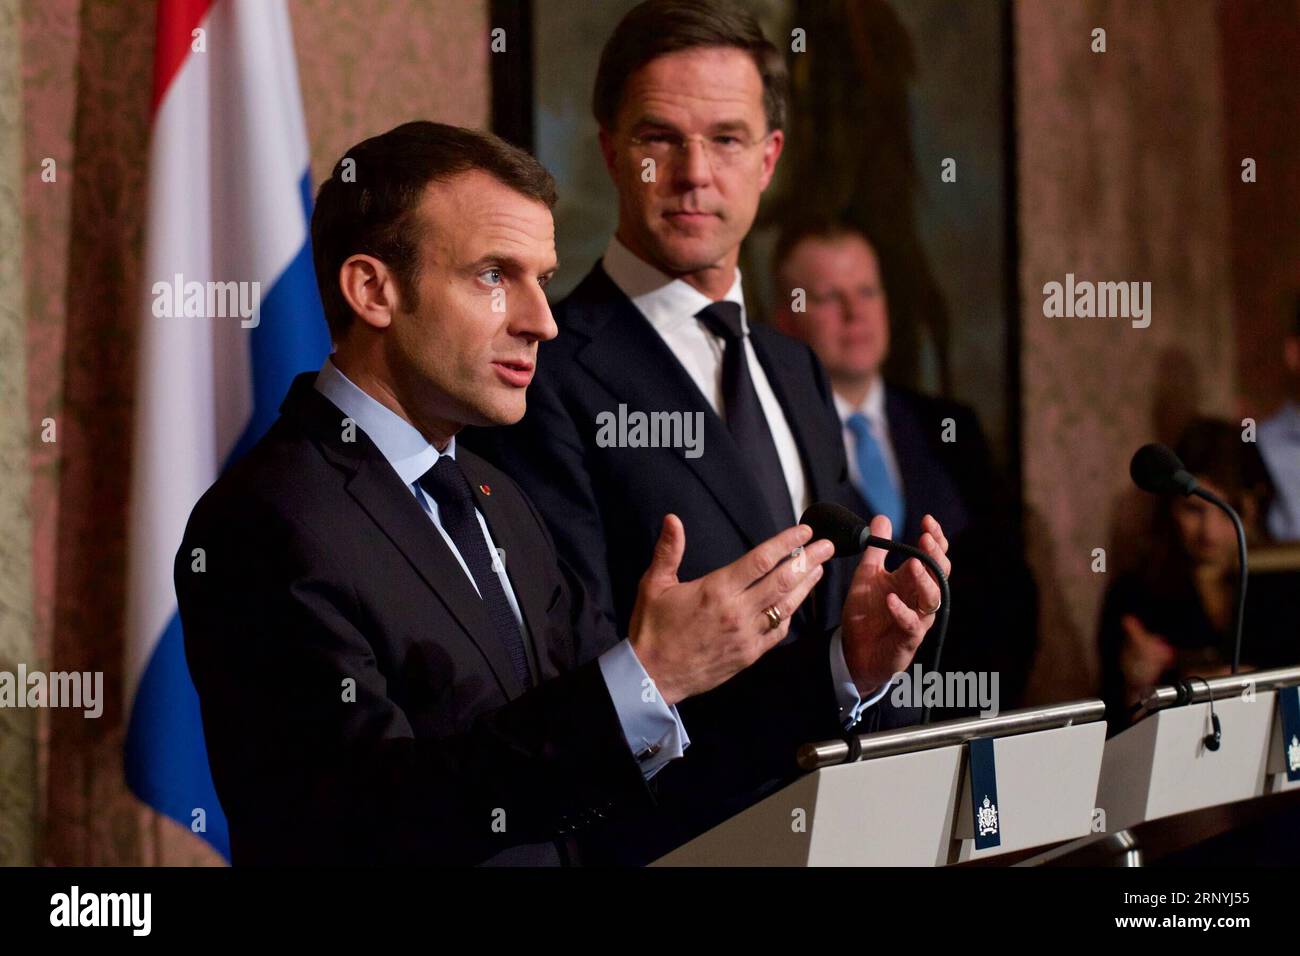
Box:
[771,220,1037,708]
[771,222,982,548]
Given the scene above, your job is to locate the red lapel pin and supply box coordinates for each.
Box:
[479,483,492,496]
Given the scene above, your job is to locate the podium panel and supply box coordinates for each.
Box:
[1096,691,1278,832]
[654,746,963,866]
[654,704,1107,867]
[952,721,1106,862]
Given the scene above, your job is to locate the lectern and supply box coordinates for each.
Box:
[653,699,1108,866]
[1093,664,1300,833]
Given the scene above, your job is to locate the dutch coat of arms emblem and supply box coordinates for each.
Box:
[977,795,999,837]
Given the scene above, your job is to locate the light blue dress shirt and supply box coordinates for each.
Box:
[314,359,688,778]
[314,360,887,781]
[1260,401,1300,542]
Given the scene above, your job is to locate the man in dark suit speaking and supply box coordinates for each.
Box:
[174,120,949,865]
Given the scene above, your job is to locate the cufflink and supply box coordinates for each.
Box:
[634,741,663,762]
[479,483,492,496]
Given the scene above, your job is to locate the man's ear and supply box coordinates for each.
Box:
[758,129,785,193]
[339,254,399,330]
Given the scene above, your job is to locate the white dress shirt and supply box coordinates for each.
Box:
[602,236,810,520]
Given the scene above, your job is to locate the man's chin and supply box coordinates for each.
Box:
[650,239,730,276]
[827,360,880,381]
[841,362,883,381]
[464,396,527,429]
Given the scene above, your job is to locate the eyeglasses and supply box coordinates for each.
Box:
[626,131,773,168]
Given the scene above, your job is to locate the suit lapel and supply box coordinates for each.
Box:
[569,266,782,546]
[283,376,524,699]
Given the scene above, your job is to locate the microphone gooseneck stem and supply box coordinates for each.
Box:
[864,534,951,725]
[1190,487,1247,675]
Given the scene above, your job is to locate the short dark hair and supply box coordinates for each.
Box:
[771,218,877,283]
[1174,417,1274,515]
[592,0,787,134]
[310,121,557,339]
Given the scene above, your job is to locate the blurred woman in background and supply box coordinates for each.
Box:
[1098,418,1299,733]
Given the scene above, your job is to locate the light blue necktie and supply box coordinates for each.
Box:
[847,412,905,533]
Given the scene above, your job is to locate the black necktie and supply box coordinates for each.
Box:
[418,456,532,689]
[695,302,794,530]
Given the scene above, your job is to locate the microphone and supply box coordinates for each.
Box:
[801,502,951,724]
[1129,443,1248,676]
[1130,442,1198,496]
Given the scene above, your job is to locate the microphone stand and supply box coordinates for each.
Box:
[1189,487,1247,675]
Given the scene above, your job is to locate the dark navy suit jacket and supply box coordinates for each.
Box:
[179,371,868,866]
[466,262,919,861]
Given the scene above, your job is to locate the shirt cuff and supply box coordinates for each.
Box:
[829,627,893,729]
[597,639,690,779]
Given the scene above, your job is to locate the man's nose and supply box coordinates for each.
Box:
[839,293,861,325]
[510,283,558,342]
[673,139,714,190]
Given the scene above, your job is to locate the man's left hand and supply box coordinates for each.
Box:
[841,513,951,695]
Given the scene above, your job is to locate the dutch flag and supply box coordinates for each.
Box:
[124,0,330,861]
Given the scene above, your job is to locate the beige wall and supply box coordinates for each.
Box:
[1015,0,1238,701]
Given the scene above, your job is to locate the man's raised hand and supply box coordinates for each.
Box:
[628,515,834,706]
[841,513,952,695]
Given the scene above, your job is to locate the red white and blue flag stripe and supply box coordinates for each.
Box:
[125,0,329,860]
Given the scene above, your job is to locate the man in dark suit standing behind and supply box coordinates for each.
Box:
[175,121,948,865]
[771,223,989,553]
[771,220,1037,708]
[467,0,954,830]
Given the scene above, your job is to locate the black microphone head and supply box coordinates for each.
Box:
[800,502,869,557]
[1130,443,1198,497]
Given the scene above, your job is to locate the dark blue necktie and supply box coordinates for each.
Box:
[695,302,794,530]
[418,455,532,689]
